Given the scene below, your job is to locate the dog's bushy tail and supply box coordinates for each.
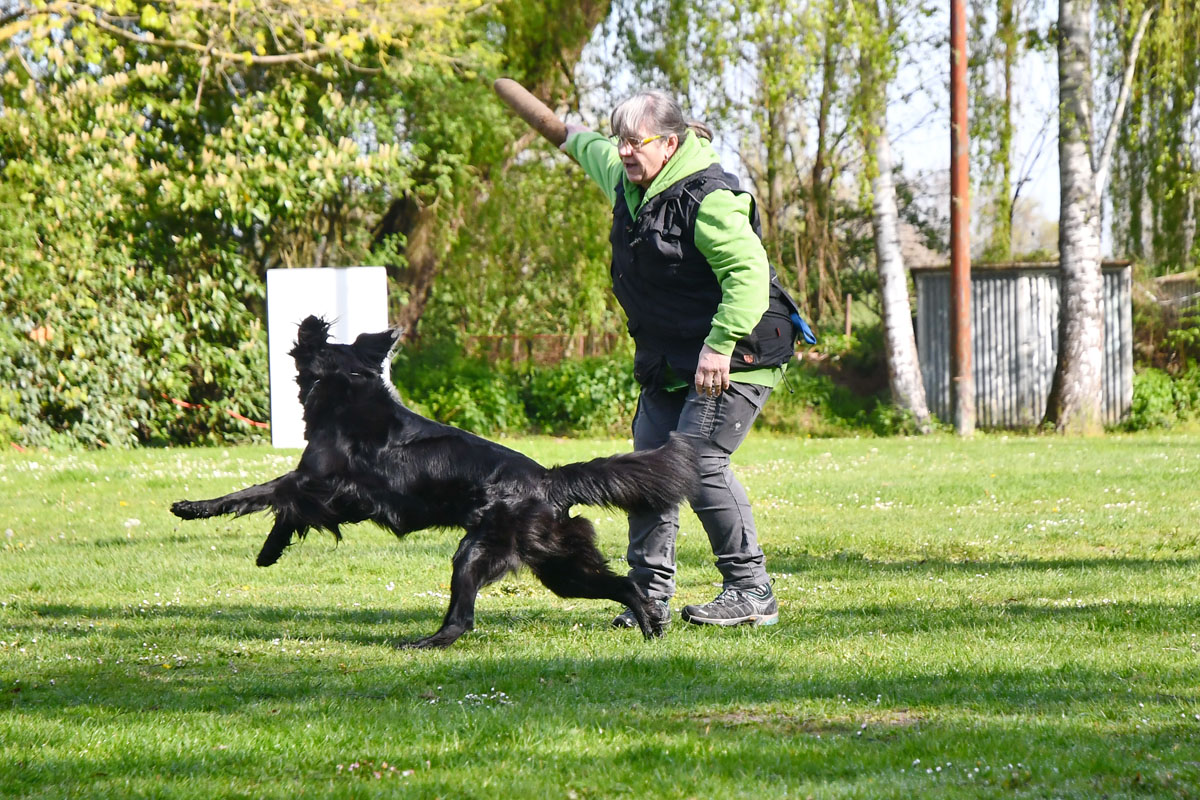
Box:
[545,433,700,513]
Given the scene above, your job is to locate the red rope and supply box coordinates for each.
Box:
[163,394,270,429]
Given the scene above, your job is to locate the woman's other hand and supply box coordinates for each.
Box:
[694,344,731,396]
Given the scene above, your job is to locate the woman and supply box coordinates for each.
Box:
[561,90,801,630]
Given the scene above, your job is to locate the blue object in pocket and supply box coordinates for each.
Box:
[790,312,818,345]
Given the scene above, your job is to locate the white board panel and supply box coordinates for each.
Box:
[265,267,388,448]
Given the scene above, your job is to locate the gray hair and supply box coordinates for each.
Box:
[611,90,713,142]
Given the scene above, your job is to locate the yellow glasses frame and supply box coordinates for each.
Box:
[610,134,664,150]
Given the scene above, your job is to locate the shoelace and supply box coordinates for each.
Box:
[709,589,746,607]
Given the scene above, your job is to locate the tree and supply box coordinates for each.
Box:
[0,0,610,445]
[375,0,614,334]
[1110,1,1200,272]
[1043,0,1153,433]
[968,0,1021,260]
[584,0,938,429]
[855,0,931,432]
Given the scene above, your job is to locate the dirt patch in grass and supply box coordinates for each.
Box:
[683,708,924,737]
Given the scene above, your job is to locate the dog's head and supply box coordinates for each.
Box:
[290,316,402,405]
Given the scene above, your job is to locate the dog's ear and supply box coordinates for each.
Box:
[352,328,402,370]
[295,316,332,350]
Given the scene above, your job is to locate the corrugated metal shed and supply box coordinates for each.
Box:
[1153,270,1199,324]
[913,262,1132,428]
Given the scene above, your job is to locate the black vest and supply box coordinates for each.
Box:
[610,163,799,384]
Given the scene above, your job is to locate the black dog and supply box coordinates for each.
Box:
[171,316,698,648]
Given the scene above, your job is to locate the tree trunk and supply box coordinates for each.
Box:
[373,193,444,336]
[871,124,932,432]
[374,0,613,337]
[996,0,1016,258]
[808,0,837,323]
[1044,0,1152,433]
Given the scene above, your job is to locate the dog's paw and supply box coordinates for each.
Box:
[394,631,463,650]
[171,500,209,519]
[645,619,669,640]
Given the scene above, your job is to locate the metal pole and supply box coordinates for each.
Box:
[950,0,975,435]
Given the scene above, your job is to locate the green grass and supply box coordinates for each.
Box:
[2,433,1199,799]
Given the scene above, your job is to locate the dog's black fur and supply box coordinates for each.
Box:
[171,316,699,648]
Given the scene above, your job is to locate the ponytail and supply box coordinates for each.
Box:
[687,120,714,142]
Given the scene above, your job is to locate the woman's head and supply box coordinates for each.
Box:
[610,90,712,188]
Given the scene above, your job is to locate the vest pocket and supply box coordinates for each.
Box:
[632,230,685,276]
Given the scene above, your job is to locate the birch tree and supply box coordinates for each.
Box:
[1043,0,1153,433]
[856,0,931,431]
[969,0,1021,260]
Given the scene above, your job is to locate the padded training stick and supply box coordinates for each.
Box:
[493,78,567,147]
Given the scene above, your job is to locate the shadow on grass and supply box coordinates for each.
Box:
[14,602,438,647]
[7,600,1200,797]
[9,637,1200,715]
[17,563,1200,650]
[4,712,1196,800]
[767,550,1200,577]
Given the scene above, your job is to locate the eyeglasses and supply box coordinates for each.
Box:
[610,134,664,151]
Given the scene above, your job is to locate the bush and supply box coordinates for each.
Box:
[1123,364,1200,431]
[0,179,269,448]
[390,340,529,434]
[392,340,643,436]
[521,356,641,435]
[757,323,896,436]
[392,335,898,439]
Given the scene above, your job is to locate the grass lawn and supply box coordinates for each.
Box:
[2,433,1199,798]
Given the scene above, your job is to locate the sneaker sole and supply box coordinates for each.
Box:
[681,610,779,627]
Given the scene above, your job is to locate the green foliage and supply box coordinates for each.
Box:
[392,326,903,439]
[391,341,530,434]
[759,367,872,436]
[424,158,620,337]
[521,356,641,435]
[391,339,639,436]
[1110,1,1199,272]
[594,0,930,328]
[1123,365,1200,431]
[1164,318,1200,367]
[968,0,1022,261]
[1123,369,1177,431]
[0,66,272,447]
[0,0,523,447]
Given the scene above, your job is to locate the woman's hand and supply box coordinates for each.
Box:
[559,122,591,152]
[694,344,731,397]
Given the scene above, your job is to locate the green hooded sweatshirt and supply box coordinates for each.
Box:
[566,130,783,388]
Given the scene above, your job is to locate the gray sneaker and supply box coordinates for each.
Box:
[611,599,671,632]
[681,583,778,627]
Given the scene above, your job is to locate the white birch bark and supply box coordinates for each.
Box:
[871,124,931,432]
[1045,0,1152,433]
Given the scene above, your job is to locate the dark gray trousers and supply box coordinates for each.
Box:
[627,380,772,601]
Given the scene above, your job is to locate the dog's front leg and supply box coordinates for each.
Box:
[255,517,302,567]
[398,532,513,650]
[171,475,293,520]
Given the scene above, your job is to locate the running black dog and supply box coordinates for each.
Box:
[171,316,698,648]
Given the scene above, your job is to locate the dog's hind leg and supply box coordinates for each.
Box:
[172,475,292,520]
[532,556,662,639]
[398,531,516,650]
[529,517,665,640]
